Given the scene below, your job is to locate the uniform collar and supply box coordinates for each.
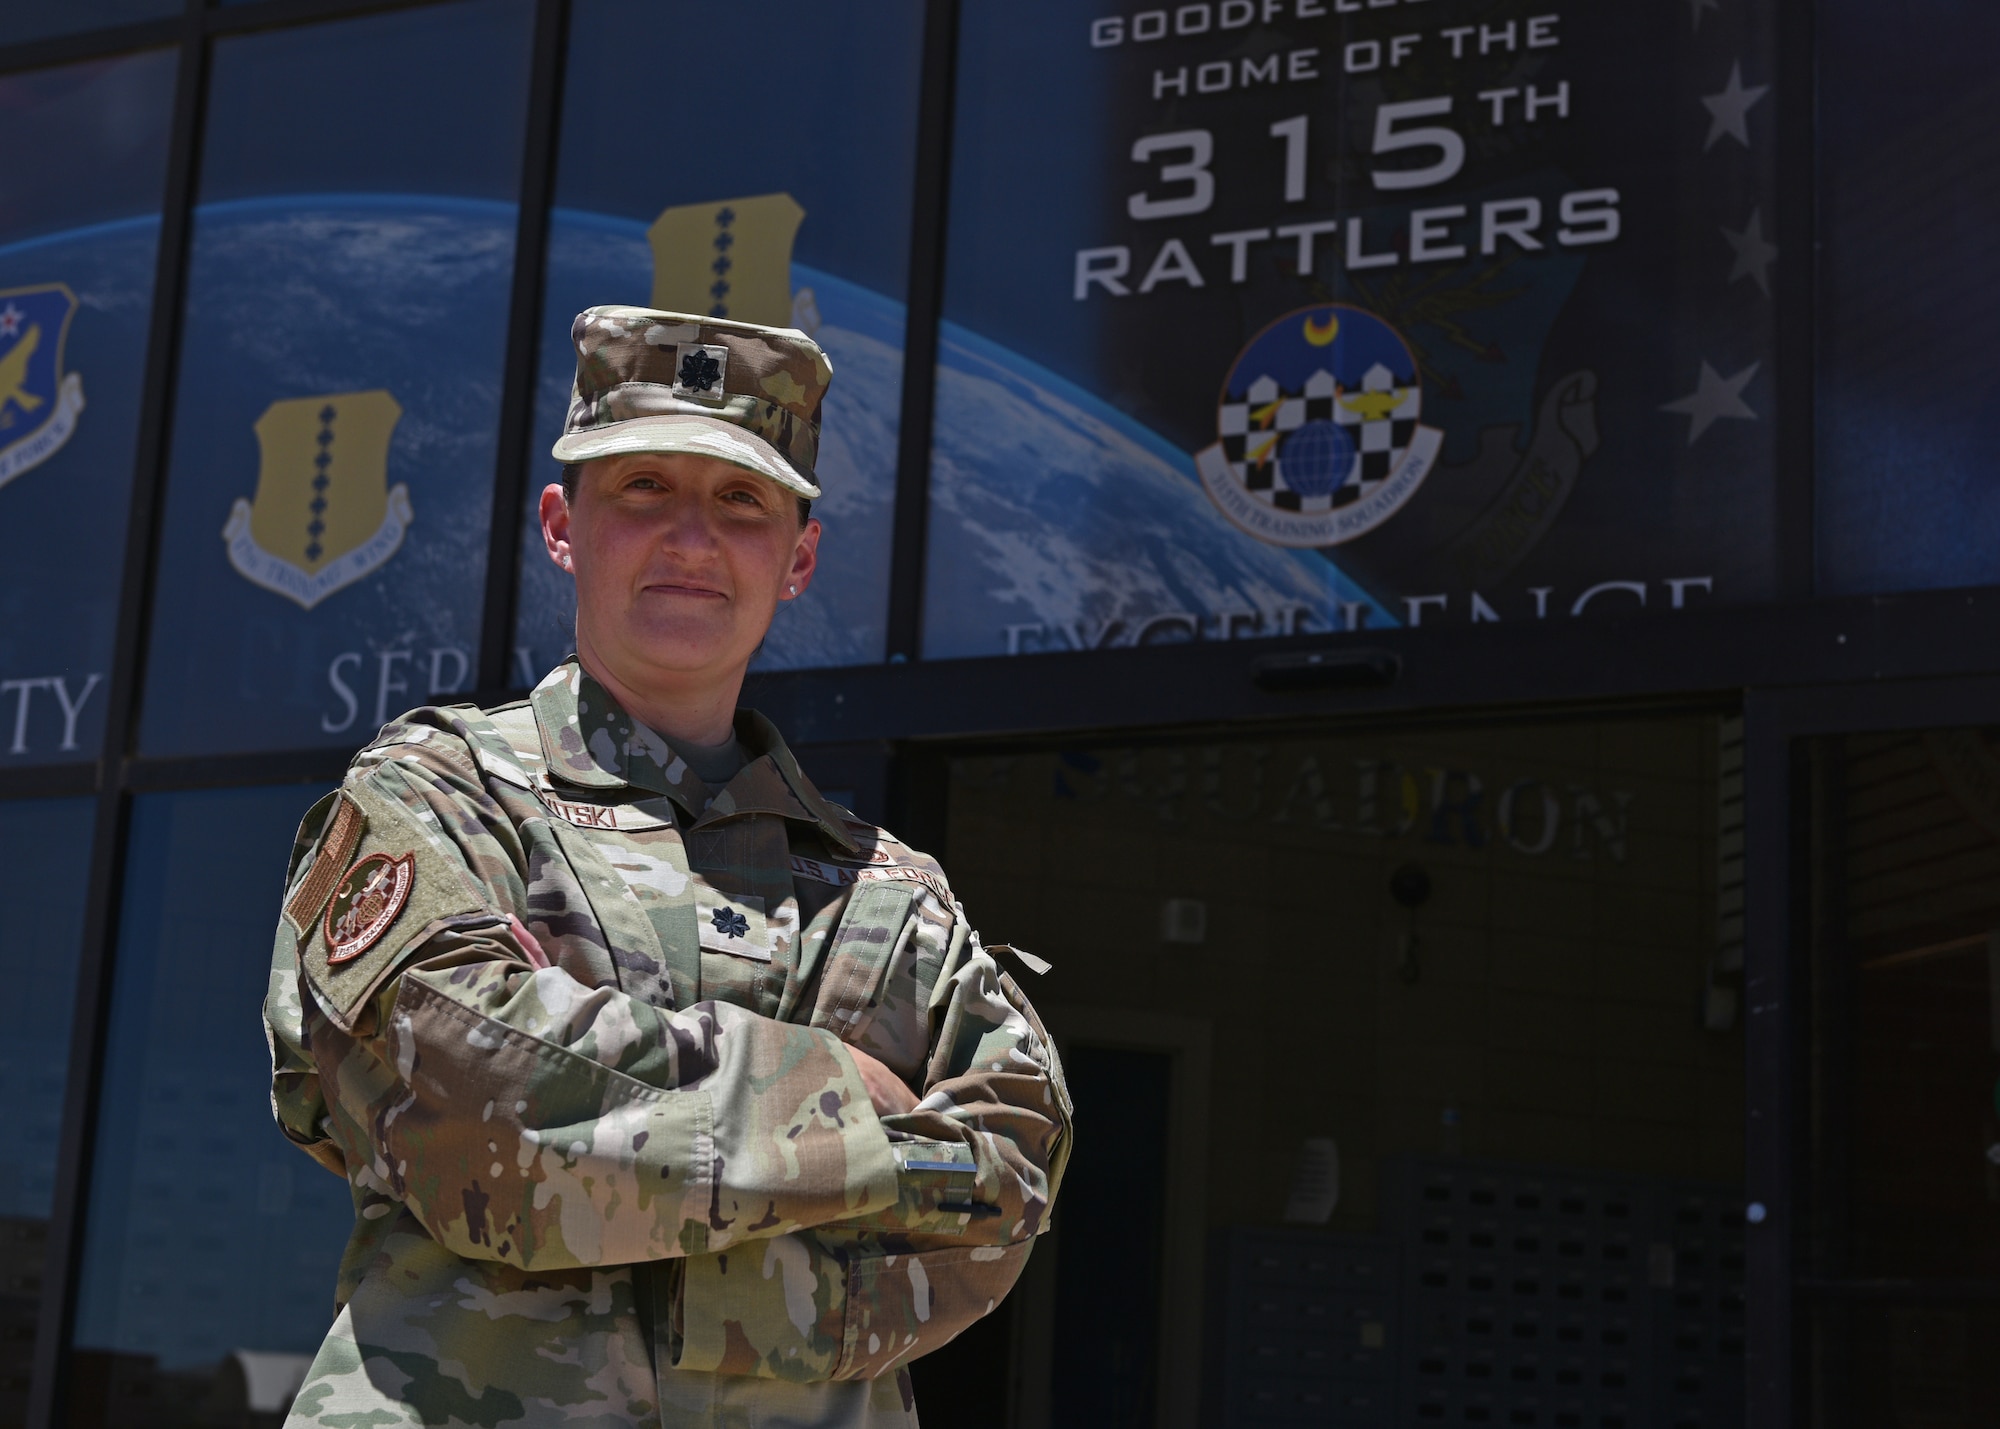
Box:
[529,657,859,853]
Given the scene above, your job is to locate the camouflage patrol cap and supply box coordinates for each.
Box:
[551,305,832,499]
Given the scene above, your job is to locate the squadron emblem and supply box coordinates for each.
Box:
[1194,304,1443,548]
[323,851,414,963]
[0,282,86,491]
[223,389,412,609]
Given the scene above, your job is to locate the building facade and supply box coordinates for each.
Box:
[1,1,1996,1426]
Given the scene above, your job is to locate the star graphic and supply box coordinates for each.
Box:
[1661,361,1760,444]
[1689,0,1719,30]
[0,303,21,338]
[1721,207,1779,295]
[1702,61,1769,151]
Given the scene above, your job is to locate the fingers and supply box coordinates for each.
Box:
[849,1044,919,1117]
[508,914,552,969]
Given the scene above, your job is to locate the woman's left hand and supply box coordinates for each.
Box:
[846,1044,919,1117]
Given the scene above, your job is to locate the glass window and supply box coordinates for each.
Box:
[1817,3,2000,597]
[925,3,1779,661]
[948,715,1745,1423]
[68,784,347,1429]
[0,797,94,1428]
[1805,728,2000,1423]
[510,0,923,686]
[137,0,534,757]
[0,0,177,48]
[0,52,176,765]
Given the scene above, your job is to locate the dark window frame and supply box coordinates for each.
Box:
[0,2,1991,1427]
[1739,673,2000,1427]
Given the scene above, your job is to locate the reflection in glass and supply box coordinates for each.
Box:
[138,1,534,757]
[0,799,94,1429]
[1807,730,2000,1424]
[69,786,346,1429]
[511,0,922,684]
[1818,2,2000,596]
[0,52,176,765]
[950,716,1745,1424]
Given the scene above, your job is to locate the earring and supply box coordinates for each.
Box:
[788,584,797,595]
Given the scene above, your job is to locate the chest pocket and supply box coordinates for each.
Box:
[541,813,703,1012]
[452,711,704,1011]
[804,880,919,1045]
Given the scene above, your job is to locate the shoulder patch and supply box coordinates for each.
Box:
[299,778,495,1031]
[323,852,416,963]
[284,793,365,935]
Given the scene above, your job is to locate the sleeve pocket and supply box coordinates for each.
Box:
[835,1240,1035,1380]
[674,1234,847,1382]
[674,1236,1037,1383]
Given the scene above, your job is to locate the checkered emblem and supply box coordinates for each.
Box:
[1196,304,1443,549]
[1217,364,1422,515]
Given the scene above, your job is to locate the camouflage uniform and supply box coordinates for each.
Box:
[264,659,1072,1427]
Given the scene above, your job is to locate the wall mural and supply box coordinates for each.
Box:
[926,0,1779,658]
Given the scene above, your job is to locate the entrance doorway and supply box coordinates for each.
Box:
[919,709,1746,1427]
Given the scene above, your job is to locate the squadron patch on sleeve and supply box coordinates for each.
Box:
[323,851,415,964]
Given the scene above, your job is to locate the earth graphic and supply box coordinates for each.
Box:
[9,193,1399,1376]
[922,321,1392,659]
[8,194,1397,720]
[523,210,1394,672]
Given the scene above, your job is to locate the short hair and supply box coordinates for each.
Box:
[560,463,810,526]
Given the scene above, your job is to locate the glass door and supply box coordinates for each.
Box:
[935,710,1748,1428]
[1800,726,2000,1426]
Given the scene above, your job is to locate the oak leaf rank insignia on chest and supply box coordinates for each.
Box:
[696,891,775,962]
[323,851,415,964]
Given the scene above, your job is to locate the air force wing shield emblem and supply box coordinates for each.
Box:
[649,191,805,327]
[0,283,86,491]
[222,390,412,609]
[1195,304,1443,548]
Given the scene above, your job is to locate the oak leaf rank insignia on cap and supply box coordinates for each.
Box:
[553,305,831,499]
[324,851,415,963]
[673,344,728,400]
